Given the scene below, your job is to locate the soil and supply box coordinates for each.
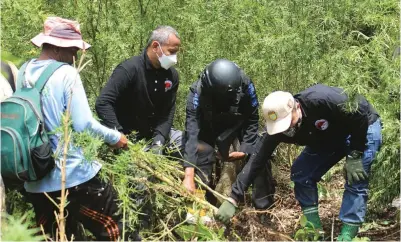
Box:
[226,165,400,241]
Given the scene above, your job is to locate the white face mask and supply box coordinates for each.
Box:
[282,107,302,137]
[156,43,177,70]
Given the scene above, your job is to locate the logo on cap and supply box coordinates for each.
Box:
[315,119,329,130]
[268,111,278,121]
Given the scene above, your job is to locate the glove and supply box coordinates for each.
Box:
[146,140,163,155]
[149,144,163,155]
[344,151,368,185]
[216,200,237,224]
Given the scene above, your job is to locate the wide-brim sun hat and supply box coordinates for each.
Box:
[31,16,90,50]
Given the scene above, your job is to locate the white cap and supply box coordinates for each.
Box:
[262,91,295,135]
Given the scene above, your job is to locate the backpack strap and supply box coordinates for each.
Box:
[34,62,65,93]
[16,62,28,90]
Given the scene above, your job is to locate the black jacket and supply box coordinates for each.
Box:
[183,71,260,168]
[231,84,379,202]
[95,50,179,144]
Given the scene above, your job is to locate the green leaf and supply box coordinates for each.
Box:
[294,229,306,240]
[300,215,308,227]
[1,214,43,241]
[174,225,195,241]
[379,220,390,225]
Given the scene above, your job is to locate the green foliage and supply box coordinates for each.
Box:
[99,141,224,241]
[321,162,344,183]
[1,0,399,238]
[369,117,401,214]
[1,51,24,66]
[317,182,330,200]
[1,213,43,241]
[294,215,323,241]
[175,224,225,241]
[5,190,36,224]
[72,129,104,162]
[359,220,389,233]
[51,112,103,162]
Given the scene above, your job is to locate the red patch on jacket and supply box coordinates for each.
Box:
[315,119,329,130]
[165,80,172,92]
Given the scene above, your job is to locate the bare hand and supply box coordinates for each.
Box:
[183,168,195,193]
[228,151,246,161]
[112,133,128,149]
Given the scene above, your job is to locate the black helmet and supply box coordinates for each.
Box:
[200,59,242,97]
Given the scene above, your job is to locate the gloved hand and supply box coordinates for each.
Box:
[149,143,163,155]
[216,199,237,224]
[145,140,163,155]
[344,151,368,185]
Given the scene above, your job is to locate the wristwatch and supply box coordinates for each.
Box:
[347,150,363,159]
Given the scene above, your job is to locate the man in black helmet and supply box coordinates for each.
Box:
[182,59,275,210]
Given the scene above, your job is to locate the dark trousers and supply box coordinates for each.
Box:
[196,140,276,209]
[27,173,140,241]
[291,119,382,223]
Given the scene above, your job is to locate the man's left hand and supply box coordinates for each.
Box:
[216,199,238,224]
[228,151,246,161]
[344,155,368,185]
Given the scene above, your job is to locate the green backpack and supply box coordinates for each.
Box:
[1,61,65,182]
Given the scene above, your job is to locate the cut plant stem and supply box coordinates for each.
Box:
[131,153,218,213]
[58,53,90,241]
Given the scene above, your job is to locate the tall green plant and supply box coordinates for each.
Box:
[1,0,399,218]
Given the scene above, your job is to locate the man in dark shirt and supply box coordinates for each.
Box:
[96,26,182,155]
[183,59,275,210]
[216,84,382,241]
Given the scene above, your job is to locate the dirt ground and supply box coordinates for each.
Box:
[226,165,400,241]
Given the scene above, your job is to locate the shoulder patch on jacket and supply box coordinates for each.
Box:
[193,93,199,109]
[247,83,258,107]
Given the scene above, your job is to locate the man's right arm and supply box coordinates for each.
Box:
[183,88,200,168]
[182,88,201,193]
[63,66,123,147]
[95,65,133,132]
[230,132,280,203]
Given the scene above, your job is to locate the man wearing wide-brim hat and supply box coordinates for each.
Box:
[20,16,138,241]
